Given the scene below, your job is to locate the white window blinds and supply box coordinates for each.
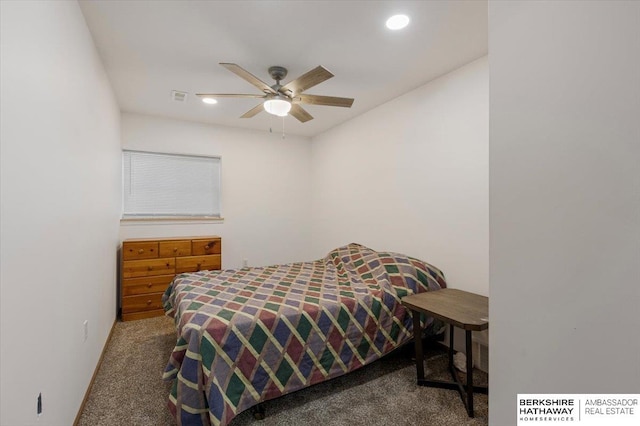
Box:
[123,150,221,217]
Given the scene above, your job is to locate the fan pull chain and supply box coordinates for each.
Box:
[282,116,286,139]
[269,113,273,133]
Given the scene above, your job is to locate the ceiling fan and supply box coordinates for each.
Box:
[196,63,354,123]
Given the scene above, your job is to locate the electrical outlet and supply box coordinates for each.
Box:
[37,393,42,416]
[83,320,89,342]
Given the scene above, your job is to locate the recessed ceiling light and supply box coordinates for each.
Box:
[386,14,410,30]
[202,98,218,105]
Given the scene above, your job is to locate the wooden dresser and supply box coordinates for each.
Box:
[120,236,221,321]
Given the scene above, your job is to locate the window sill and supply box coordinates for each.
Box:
[120,216,224,225]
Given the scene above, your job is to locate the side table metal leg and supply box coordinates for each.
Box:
[466,330,474,417]
[448,324,454,368]
[412,310,425,381]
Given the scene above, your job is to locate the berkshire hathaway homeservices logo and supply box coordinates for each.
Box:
[518,396,576,422]
[517,394,639,425]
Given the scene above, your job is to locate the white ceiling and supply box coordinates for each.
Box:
[79,1,487,138]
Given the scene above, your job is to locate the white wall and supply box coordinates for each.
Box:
[489,1,640,424]
[120,113,313,269]
[311,57,489,296]
[0,2,121,425]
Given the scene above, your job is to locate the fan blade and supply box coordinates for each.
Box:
[240,103,264,118]
[220,63,277,94]
[279,66,334,96]
[196,93,265,99]
[295,94,354,108]
[289,104,313,123]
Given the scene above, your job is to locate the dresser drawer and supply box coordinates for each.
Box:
[123,257,176,278]
[122,241,159,260]
[122,274,174,296]
[159,240,191,257]
[176,255,221,273]
[191,238,221,255]
[122,293,164,314]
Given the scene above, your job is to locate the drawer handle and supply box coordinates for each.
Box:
[173,247,178,252]
[204,244,210,250]
[166,262,171,267]
[147,283,153,288]
[138,249,145,254]
[147,266,153,271]
[146,300,152,305]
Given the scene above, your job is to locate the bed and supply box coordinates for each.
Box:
[162,243,447,426]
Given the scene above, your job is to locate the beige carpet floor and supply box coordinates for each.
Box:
[78,316,488,426]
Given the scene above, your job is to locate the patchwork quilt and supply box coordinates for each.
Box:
[162,243,446,426]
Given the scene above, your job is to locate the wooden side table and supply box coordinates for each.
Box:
[402,288,488,417]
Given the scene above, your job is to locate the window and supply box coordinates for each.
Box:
[122,150,221,218]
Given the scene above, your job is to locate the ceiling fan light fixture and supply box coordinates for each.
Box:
[263,98,291,117]
[386,14,410,30]
[202,97,218,105]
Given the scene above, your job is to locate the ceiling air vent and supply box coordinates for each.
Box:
[171,90,188,103]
